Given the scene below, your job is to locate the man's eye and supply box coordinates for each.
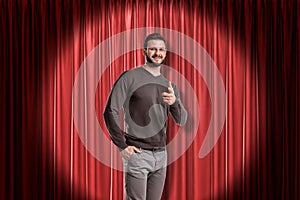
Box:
[148,48,167,52]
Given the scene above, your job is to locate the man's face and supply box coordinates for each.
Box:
[144,39,167,66]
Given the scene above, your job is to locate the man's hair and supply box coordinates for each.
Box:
[143,33,166,49]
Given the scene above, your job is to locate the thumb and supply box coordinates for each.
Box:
[133,147,142,153]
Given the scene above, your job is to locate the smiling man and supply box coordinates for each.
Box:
[104,33,187,200]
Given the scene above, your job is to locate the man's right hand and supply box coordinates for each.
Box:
[121,146,142,161]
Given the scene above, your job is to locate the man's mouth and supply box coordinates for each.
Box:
[152,55,163,61]
[145,53,165,66]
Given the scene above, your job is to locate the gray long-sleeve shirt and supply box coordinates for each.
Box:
[103,66,187,150]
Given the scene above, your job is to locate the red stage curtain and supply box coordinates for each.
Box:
[1,0,299,199]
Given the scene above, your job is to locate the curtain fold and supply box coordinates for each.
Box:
[0,0,299,199]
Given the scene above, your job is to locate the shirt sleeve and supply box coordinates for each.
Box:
[103,72,129,150]
[169,83,188,126]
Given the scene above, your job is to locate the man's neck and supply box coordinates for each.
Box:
[143,63,161,77]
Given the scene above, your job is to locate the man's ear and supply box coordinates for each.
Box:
[142,48,146,56]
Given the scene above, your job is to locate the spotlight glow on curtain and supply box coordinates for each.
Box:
[0,0,299,199]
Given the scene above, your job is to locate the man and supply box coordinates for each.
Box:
[103,33,187,200]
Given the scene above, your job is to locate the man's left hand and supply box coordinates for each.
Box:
[162,81,176,105]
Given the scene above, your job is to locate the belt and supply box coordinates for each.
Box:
[140,147,166,152]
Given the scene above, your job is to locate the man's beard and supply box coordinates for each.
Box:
[146,54,165,67]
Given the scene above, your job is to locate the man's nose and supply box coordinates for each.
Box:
[156,49,164,53]
[154,50,163,55]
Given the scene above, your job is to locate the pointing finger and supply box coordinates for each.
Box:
[168,81,173,89]
[168,81,174,94]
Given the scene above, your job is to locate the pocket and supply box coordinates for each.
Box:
[127,152,143,173]
[122,152,136,165]
[156,150,167,168]
[128,152,136,162]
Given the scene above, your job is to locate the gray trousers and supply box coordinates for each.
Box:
[123,149,167,200]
